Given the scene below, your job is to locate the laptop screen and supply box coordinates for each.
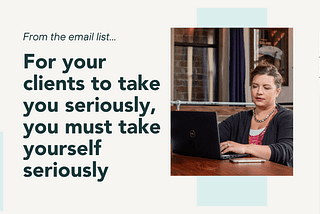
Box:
[171,111,222,159]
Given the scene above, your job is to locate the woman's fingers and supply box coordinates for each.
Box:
[221,141,246,154]
[221,147,230,154]
[221,141,232,152]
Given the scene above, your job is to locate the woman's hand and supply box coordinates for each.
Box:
[221,141,272,160]
[220,141,248,154]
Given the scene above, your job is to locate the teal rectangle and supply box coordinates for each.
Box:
[197,176,267,206]
[0,132,2,210]
[197,8,267,27]
[196,8,268,207]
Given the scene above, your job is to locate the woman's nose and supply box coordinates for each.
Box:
[256,87,263,94]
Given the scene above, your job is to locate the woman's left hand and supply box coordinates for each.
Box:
[220,141,248,154]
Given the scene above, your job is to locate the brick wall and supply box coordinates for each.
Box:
[173,28,216,101]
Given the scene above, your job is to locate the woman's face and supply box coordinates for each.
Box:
[251,74,281,109]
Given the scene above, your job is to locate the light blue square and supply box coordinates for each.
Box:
[197,176,267,206]
[196,8,268,206]
[197,8,267,27]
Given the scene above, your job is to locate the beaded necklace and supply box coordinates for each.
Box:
[249,109,278,145]
[253,108,277,123]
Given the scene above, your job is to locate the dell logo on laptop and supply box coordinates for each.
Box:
[190,130,196,138]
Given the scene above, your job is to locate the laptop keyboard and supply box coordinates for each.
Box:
[222,152,249,159]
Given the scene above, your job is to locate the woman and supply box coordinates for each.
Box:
[219,63,293,167]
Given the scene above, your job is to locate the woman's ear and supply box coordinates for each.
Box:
[275,88,281,98]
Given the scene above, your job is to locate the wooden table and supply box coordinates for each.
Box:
[171,153,293,176]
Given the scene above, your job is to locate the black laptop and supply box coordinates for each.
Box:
[171,111,249,159]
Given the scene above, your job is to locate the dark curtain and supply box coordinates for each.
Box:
[229,28,246,102]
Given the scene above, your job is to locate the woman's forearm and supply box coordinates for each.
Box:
[245,144,272,160]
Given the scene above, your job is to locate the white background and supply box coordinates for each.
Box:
[0,1,319,213]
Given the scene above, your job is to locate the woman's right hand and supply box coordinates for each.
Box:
[220,141,248,154]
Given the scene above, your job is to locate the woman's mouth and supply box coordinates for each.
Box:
[255,97,264,101]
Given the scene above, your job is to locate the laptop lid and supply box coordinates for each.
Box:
[171,111,222,159]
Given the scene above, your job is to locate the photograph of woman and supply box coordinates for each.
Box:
[219,62,293,167]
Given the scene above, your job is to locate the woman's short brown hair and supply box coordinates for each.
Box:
[250,62,283,89]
